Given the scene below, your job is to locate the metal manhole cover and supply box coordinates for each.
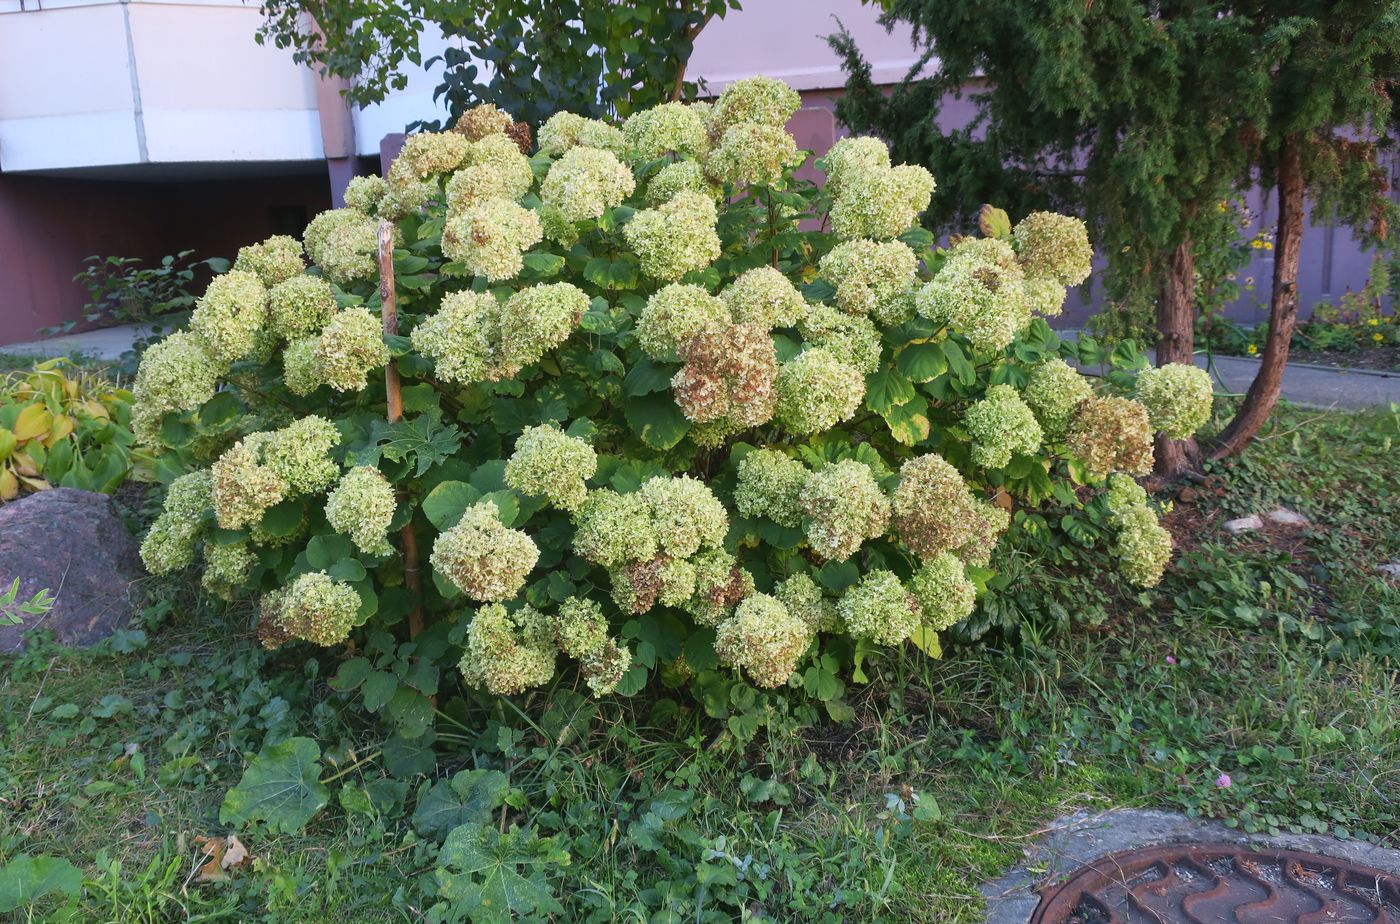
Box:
[1030,844,1400,923]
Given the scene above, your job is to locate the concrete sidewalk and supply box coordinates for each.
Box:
[1,323,152,361]
[3,323,1398,409]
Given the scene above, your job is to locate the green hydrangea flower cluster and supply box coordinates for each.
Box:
[201,540,256,601]
[721,266,808,329]
[916,239,1027,352]
[430,500,540,602]
[457,603,557,696]
[267,274,338,341]
[538,112,625,157]
[315,307,390,392]
[890,454,1001,560]
[623,102,708,160]
[541,146,636,225]
[442,197,543,281]
[453,102,515,141]
[635,284,729,359]
[800,460,890,561]
[622,191,721,281]
[131,331,227,444]
[344,175,388,213]
[735,448,809,527]
[303,208,379,285]
[714,593,811,688]
[963,384,1045,470]
[773,349,866,434]
[325,466,397,556]
[908,553,977,631]
[796,303,883,374]
[233,235,305,287]
[819,240,919,325]
[210,416,339,529]
[1136,363,1214,439]
[1104,474,1172,586]
[140,470,213,574]
[838,570,920,645]
[269,571,362,646]
[189,269,267,363]
[1023,358,1094,438]
[412,284,587,384]
[829,162,935,241]
[505,424,598,511]
[645,160,721,205]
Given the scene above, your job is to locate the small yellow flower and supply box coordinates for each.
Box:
[1368,318,1380,326]
[1263,242,1273,250]
[1374,333,1385,343]
[1247,343,1259,355]
[1250,240,1262,249]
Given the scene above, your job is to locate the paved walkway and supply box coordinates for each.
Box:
[1,323,152,361]
[3,323,1398,408]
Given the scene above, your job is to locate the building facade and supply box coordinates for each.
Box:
[0,0,1389,344]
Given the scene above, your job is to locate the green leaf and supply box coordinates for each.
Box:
[362,670,399,712]
[977,204,1012,240]
[423,480,482,531]
[259,500,304,538]
[622,358,677,397]
[942,338,975,386]
[623,394,691,450]
[895,342,948,383]
[219,737,329,834]
[882,395,931,446]
[306,534,353,571]
[352,415,463,477]
[909,625,944,658]
[413,769,510,841]
[0,855,83,913]
[330,657,372,692]
[521,252,565,276]
[433,823,567,923]
[864,367,916,415]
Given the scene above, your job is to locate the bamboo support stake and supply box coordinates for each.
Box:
[378,221,425,639]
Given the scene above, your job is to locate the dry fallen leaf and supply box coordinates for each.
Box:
[192,835,253,883]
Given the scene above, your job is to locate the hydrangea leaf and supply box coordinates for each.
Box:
[219,737,329,835]
[422,481,483,531]
[623,393,691,450]
[895,342,948,383]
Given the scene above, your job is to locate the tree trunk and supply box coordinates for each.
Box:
[1153,233,1201,477]
[1210,136,1305,460]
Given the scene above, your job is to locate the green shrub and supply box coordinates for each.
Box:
[131,76,1211,732]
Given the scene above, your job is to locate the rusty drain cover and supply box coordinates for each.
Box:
[1030,843,1400,923]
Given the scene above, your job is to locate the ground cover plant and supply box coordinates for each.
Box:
[1,401,1396,921]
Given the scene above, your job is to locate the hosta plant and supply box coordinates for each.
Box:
[133,76,1212,736]
[0,359,137,502]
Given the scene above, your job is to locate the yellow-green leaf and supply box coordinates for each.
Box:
[13,405,51,442]
[909,625,943,659]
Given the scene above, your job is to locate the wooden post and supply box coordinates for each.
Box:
[378,221,425,639]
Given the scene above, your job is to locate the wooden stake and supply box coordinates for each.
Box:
[378,221,425,639]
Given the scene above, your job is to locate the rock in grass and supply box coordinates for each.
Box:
[1264,507,1310,527]
[1378,563,1400,579]
[0,488,142,653]
[1222,515,1264,535]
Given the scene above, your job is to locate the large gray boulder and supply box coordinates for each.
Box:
[0,488,142,653]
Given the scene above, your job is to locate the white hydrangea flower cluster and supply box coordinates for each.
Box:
[706,76,801,143]
[796,303,883,374]
[829,161,935,241]
[266,274,338,341]
[635,284,730,359]
[201,540,256,601]
[325,466,397,557]
[714,593,811,688]
[963,384,1045,470]
[505,424,598,512]
[430,499,540,602]
[188,270,268,363]
[441,197,543,281]
[800,460,890,561]
[457,603,557,696]
[412,284,587,384]
[131,331,228,445]
[538,112,625,156]
[838,569,920,645]
[908,552,977,631]
[706,123,803,187]
[916,239,1027,352]
[721,266,808,329]
[314,307,390,392]
[1012,211,1093,287]
[1135,362,1214,440]
[303,208,379,285]
[343,175,389,214]
[452,102,515,141]
[646,160,721,205]
[1104,474,1172,587]
[553,596,632,697]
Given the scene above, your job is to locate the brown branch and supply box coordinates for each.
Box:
[378,221,425,640]
[672,7,716,101]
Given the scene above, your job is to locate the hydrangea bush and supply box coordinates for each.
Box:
[133,76,1212,731]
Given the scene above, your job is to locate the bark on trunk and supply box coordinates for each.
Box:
[1153,233,1201,477]
[1210,136,1305,460]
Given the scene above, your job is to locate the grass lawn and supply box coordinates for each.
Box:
[2,402,1398,922]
